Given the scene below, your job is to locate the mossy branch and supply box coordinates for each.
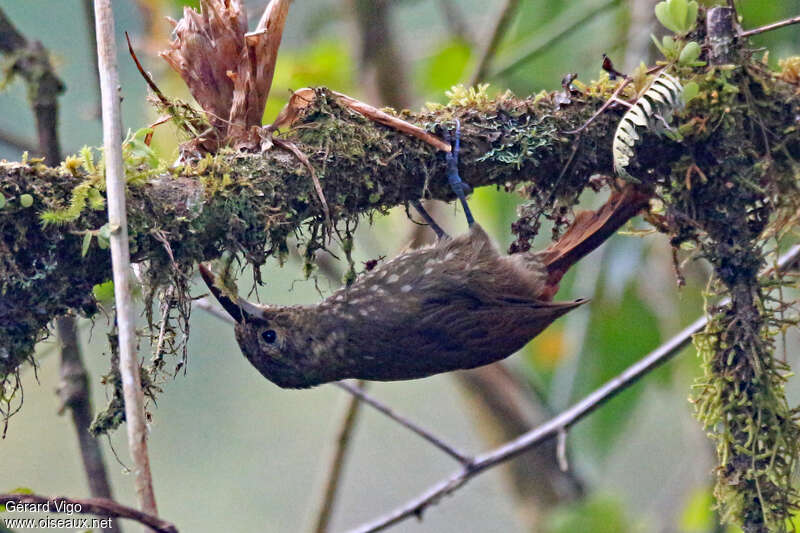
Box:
[0,86,622,372]
[0,65,798,398]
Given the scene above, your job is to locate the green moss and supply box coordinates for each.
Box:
[655,65,800,532]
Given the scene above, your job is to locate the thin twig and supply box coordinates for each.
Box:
[347,244,800,533]
[56,317,121,533]
[0,6,63,164]
[310,380,367,533]
[331,90,451,152]
[0,128,36,154]
[455,364,584,521]
[82,0,102,119]
[740,14,800,38]
[489,0,620,79]
[273,137,331,226]
[333,382,471,464]
[565,63,665,135]
[347,318,702,532]
[194,297,237,324]
[0,493,177,533]
[469,0,520,85]
[94,0,159,522]
[564,77,633,134]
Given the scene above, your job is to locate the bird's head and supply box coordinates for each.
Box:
[198,264,323,388]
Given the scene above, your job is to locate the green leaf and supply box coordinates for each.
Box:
[682,81,699,102]
[679,41,702,65]
[655,1,680,33]
[686,1,698,31]
[19,194,33,208]
[82,233,93,257]
[662,35,678,56]
[97,223,111,249]
[92,280,114,302]
[98,222,111,240]
[669,0,688,32]
[0,192,5,209]
[123,127,158,168]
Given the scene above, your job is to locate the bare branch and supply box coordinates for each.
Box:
[333,381,472,464]
[0,128,36,154]
[707,7,737,65]
[57,317,121,533]
[81,0,102,120]
[310,381,366,533]
[194,297,237,325]
[0,493,177,533]
[739,14,800,38]
[94,0,158,520]
[346,244,800,533]
[456,364,584,523]
[0,6,64,164]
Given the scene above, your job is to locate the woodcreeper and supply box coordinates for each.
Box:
[200,121,649,387]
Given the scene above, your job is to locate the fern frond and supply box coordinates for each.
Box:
[612,72,684,179]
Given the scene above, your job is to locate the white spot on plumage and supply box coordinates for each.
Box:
[387,274,399,283]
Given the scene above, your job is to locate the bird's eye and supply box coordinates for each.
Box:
[261,329,277,344]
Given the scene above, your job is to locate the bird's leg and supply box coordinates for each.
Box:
[444,119,475,228]
[411,199,449,240]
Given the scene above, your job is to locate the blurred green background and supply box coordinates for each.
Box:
[1,1,799,532]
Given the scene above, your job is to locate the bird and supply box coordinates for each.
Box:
[602,53,626,81]
[199,121,649,388]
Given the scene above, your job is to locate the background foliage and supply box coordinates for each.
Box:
[1,0,799,531]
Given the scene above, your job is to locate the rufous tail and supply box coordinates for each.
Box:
[538,185,651,287]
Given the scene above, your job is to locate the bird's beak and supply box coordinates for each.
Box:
[198,264,264,323]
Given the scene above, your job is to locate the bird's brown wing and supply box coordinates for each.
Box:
[411,284,586,371]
